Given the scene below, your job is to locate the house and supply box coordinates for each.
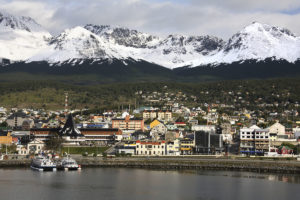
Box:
[135,140,166,156]
[277,146,293,155]
[151,122,167,134]
[268,122,286,141]
[150,119,161,129]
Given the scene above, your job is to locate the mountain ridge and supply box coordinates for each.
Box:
[1,11,300,69]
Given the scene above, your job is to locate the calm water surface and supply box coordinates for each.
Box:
[0,168,300,200]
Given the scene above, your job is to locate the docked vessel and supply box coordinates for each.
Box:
[59,156,81,171]
[31,155,57,172]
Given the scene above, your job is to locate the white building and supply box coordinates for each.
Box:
[18,139,45,155]
[191,125,216,133]
[240,125,270,155]
[267,122,286,141]
[166,139,180,155]
[136,140,166,156]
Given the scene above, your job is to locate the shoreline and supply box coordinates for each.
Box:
[1,157,300,174]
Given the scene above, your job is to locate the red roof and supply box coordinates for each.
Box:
[175,122,186,124]
[136,140,165,145]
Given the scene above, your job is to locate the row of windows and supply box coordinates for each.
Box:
[241,132,268,135]
[241,136,269,139]
[137,145,165,149]
[136,151,164,155]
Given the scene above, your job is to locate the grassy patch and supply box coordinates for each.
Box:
[62,146,109,155]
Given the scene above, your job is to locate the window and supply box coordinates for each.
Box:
[137,145,139,148]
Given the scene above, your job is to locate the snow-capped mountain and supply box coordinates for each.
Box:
[0,11,51,61]
[1,11,300,69]
[84,24,225,68]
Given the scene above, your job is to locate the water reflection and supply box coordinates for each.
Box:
[0,168,299,200]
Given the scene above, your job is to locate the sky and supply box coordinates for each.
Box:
[0,0,300,39]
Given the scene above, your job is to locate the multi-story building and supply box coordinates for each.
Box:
[194,131,223,154]
[135,140,166,156]
[166,139,180,155]
[80,128,123,142]
[157,110,172,121]
[143,110,172,121]
[240,125,270,155]
[180,138,194,154]
[143,111,157,120]
[112,115,144,131]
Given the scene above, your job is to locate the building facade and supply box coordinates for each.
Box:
[136,140,166,156]
[240,125,270,155]
[112,115,144,131]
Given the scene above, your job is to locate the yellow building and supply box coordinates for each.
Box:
[150,119,161,129]
[0,132,13,145]
[180,138,194,154]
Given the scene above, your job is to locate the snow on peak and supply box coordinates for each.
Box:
[1,12,300,68]
[31,26,126,63]
[217,22,300,63]
[0,10,52,61]
[0,10,47,33]
[84,24,160,48]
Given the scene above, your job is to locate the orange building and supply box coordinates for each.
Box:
[112,115,144,131]
[0,132,18,145]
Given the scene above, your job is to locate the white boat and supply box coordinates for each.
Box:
[60,156,81,171]
[31,155,57,172]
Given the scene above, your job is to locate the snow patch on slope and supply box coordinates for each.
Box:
[0,11,51,61]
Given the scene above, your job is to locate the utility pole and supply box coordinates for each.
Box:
[64,92,69,117]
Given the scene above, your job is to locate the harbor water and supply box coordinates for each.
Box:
[0,168,300,200]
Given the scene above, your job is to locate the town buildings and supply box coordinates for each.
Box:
[136,140,166,155]
[143,110,172,121]
[112,115,144,132]
[239,125,270,155]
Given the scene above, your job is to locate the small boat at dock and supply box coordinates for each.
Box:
[31,155,57,172]
[57,156,81,171]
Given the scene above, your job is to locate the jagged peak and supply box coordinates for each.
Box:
[241,22,296,37]
[0,10,46,33]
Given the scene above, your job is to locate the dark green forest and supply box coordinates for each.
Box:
[0,78,300,110]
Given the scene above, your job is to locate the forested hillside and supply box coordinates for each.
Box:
[0,79,300,110]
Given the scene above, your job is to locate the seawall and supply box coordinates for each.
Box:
[1,157,300,174]
[76,157,300,174]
